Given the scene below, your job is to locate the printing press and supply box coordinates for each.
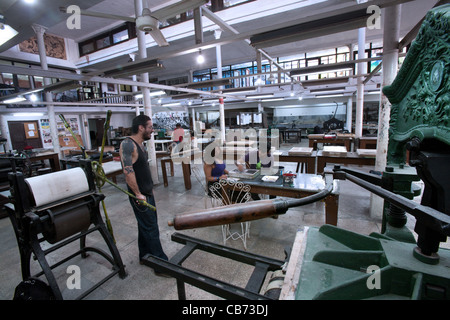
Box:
[143,4,450,300]
[6,159,126,300]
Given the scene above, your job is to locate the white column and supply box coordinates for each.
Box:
[346,96,353,132]
[135,0,158,183]
[129,53,140,116]
[355,27,366,138]
[215,29,226,143]
[81,113,92,150]
[370,5,402,220]
[32,24,60,156]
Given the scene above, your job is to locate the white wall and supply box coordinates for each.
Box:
[274,104,346,117]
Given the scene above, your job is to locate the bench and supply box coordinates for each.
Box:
[102,160,123,183]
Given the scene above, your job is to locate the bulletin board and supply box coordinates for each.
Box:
[59,135,83,150]
[24,122,40,139]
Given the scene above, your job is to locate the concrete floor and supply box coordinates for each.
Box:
[0,139,434,300]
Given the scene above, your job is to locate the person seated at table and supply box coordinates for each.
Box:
[172,123,185,144]
[203,143,228,197]
[235,141,275,201]
[235,141,274,172]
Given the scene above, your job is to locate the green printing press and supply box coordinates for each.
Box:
[295,4,450,299]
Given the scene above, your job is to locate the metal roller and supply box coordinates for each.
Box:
[168,174,334,230]
[25,168,90,207]
[42,199,92,244]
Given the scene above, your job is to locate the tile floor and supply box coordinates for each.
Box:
[0,139,439,300]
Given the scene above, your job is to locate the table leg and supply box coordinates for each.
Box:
[307,158,316,174]
[325,193,339,226]
[182,163,191,190]
[161,159,169,187]
[317,158,326,174]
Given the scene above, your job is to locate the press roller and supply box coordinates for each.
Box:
[168,173,334,230]
[6,159,127,300]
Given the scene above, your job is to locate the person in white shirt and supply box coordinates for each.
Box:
[172,123,185,143]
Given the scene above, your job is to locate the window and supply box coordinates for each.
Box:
[80,42,94,55]
[113,30,129,44]
[96,36,111,49]
[17,75,30,89]
[1,73,13,86]
[78,23,135,56]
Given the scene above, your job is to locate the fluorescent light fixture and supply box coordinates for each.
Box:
[3,97,26,103]
[367,90,381,94]
[261,98,284,102]
[13,113,44,117]
[162,102,181,107]
[246,94,274,99]
[150,90,165,96]
[316,94,344,98]
[0,24,19,46]
[24,0,36,4]
[134,90,166,100]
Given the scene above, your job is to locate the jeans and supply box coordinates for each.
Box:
[129,194,168,261]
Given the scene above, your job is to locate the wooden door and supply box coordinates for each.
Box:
[8,120,43,151]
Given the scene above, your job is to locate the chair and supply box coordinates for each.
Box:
[191,165,252,249]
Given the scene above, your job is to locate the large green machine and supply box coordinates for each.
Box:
[294,4,450,299]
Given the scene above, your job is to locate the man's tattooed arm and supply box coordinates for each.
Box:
[120,139,135,175]
[120,139,144,200]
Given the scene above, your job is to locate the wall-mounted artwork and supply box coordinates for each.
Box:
[19,34,67,60]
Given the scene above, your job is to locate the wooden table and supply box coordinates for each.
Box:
[223,172,339,226]
[161,150,202,190]
[358,137,377,149]
[154,139,174,151]
[31,152,61,172]
[277,151,316,174]
[316,150,375,173]
[308,134,354,151]
[281,129,302,143]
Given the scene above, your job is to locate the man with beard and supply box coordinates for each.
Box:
[120,115,169,275]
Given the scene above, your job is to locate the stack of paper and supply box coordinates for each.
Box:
[322,146,348,156]
[261,176,279,182]
[288,147,313,156]
[356,149,377,157]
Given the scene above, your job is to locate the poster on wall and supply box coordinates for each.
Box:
[152,111,189,129]
[40,119,53,148]
[56,117,80,136]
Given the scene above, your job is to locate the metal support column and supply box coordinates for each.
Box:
[135,0,158,183]
[32,24,60,156]
[370,4,402,220]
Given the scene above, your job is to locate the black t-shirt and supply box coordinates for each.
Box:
[127,138,153,196]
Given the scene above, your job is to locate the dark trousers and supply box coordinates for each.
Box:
[129,194,168,261]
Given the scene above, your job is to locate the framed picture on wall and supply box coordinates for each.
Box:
[107,83,116,92]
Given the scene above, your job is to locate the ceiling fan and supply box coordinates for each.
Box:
[60,0,208,47]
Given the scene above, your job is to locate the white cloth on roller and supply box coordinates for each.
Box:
[26,167,90,207]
